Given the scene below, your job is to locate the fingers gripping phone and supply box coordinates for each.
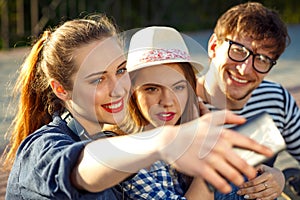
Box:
[231,112,286,166]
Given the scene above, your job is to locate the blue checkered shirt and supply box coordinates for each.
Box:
[122,160,188,199]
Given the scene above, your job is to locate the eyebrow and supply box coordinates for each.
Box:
[172,80,187,86]
[141,79,187,87]
[84,60,127,79]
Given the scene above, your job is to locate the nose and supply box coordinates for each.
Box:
[236,56,254,75]
[159,88,175,107]
[109,77,126,97]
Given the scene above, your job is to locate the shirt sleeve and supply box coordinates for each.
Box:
[7,131,116,199]
[122,161,187,200]
[282,88,300,163]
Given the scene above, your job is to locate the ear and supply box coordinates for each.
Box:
[208,33,218,59]
[50,79,70,101]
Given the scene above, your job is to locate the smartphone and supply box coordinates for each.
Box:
[231,111,286,166]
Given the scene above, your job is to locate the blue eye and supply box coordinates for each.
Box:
[117,67,127,75]
[91,77,104,85]
[174,84,186,91]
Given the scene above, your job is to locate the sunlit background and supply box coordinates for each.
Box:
[0,1,299,198]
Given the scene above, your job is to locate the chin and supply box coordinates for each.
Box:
[153,122,165,128]
[227,92,250,103]
[101,115,123,126]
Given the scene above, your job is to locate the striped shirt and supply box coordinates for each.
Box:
[205,80,300,165]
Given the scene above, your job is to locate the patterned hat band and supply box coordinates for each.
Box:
[139,48,191,63]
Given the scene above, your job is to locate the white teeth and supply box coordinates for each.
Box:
[105,101,122,109]
[231,75,248,83]
[160,113,171,117]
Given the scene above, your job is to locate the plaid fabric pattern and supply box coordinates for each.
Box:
[122,160,187,199]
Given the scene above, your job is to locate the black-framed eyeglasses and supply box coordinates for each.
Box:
[225,39,277,74]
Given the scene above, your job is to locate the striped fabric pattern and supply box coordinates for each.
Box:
[205,80,300,163]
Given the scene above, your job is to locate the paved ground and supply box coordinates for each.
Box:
[0,25,299,199]
[0,47,27,199]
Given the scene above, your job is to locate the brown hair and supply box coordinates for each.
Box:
[214,2,290,59]
[122,63,199,134]
[1,14,119,171]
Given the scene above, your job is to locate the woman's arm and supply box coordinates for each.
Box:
[71,110,274,193]
[71,129,161,192]
[185,177,214,200]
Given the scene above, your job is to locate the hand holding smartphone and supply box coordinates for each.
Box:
[231,112,286,166]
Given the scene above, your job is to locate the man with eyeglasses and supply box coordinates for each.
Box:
[196,2,300,200]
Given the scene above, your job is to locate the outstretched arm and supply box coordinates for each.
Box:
[71,110,273,194]
[185,177,214,199]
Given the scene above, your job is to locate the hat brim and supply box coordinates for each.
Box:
[127,59,207,76]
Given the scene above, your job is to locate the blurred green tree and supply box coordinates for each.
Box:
[0,0,299,49]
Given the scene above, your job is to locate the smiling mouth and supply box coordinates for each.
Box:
[102,99,124,113]
[156,112,176,122]
[229,73,248,84]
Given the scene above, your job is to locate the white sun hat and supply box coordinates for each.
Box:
[126,26,208,75]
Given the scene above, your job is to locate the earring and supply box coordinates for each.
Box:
[57,86,65,93]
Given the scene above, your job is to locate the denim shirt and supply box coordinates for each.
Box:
[5,115,121,199]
